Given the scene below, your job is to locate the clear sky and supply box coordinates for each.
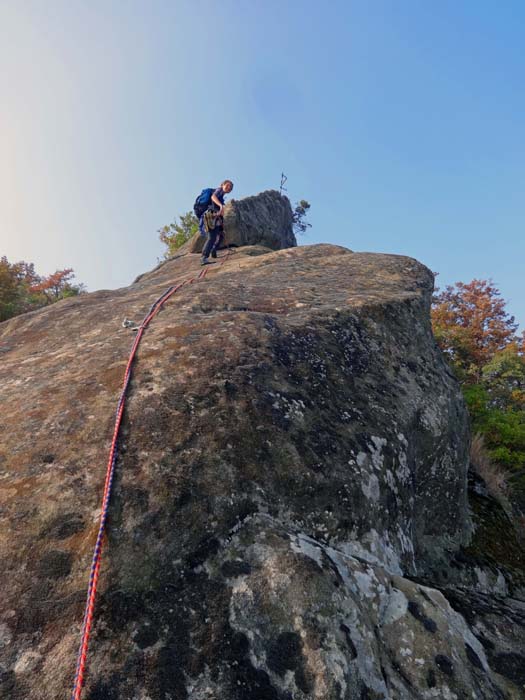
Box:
[1,1,523,326]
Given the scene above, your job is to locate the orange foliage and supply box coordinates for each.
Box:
[30,268,76,302]
[431,279,519,380]
[0,257,83,321]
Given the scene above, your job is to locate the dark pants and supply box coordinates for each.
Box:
[202,226,223,258]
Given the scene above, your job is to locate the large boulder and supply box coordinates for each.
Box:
[187,189,296,253]
[0,244,522,699]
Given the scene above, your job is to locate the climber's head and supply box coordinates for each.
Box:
[221,180,234,193]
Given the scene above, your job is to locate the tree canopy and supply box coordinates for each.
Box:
[432,278,525,480]
[432,279,521,380]
[0,256,84,322]
[158,211,199,258]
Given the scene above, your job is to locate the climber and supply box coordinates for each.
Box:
[198,180,234,265]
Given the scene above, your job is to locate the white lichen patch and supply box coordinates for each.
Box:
[397,525,416,561]
[370,436,387,470]
[397,453,411,483]
[419,398,446,437]
[356,452,368,469]
[320,645,348,697]
[473,567,508,596]
[340,529,404,575]
[339,610,389,698]
[361,473,380,502]
[494,570,508,596]
[341,410,353,421]
[384,468,398,493]
[290,534,324,568]
[380,587,408,625]
[353,569,378,599]
[268,392,306,422]
[423,687,459,700]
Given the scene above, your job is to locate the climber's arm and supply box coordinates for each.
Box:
[211,190,224,213]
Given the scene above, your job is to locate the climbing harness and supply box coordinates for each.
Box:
[71,249,232,700]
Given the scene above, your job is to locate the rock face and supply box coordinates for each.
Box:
[1,239,524,699]
[187,189,297,253]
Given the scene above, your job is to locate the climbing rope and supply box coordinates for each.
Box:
[71,250,231,700]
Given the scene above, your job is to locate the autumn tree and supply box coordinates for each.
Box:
[30,269,81,304]
[432,278,525,478]
[0,257,39,320]
[431,279,519,381]
[0,257,84,322]
[158,211,199,258]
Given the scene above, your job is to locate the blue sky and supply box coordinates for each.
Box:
[1,1,523,326]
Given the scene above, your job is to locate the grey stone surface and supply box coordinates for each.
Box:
[0,243,523,698]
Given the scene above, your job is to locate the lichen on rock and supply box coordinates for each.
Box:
[0,194,524,698]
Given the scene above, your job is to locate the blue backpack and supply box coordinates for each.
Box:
[193,188,215,218]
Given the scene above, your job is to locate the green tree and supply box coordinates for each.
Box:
[432,278,525,480]
[482,345,525,412]
[0,256,21,321]
[292,200,312,235]
[464,380,525,472]
[158,211,199,258]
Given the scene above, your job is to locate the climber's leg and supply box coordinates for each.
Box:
[201,227,219,264]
